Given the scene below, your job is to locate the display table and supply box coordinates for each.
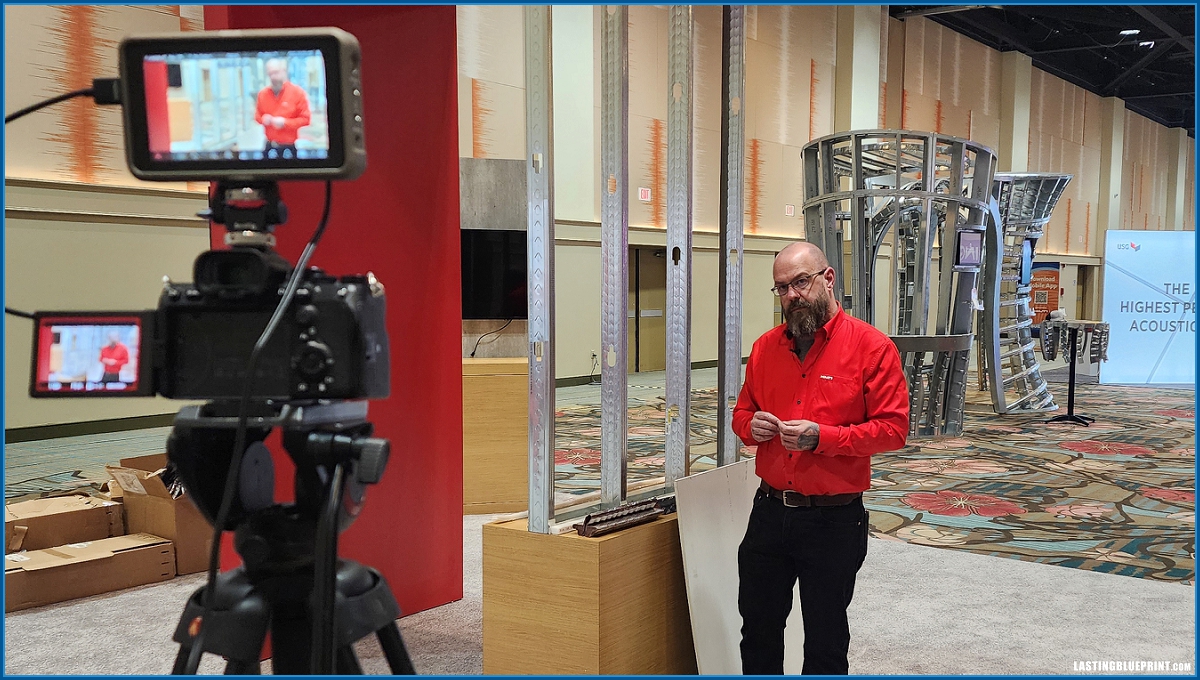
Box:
[462,358,529,514]
[482,516,697,674]
[1040,319,1109,426]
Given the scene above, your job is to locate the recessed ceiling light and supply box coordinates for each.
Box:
[1120,29,1141,36]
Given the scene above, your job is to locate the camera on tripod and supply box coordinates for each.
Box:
[29,28,381,403]
[15,27,416,674]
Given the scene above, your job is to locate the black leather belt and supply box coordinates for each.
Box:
[759,481,861,508]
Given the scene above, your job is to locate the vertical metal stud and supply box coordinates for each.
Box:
[717,5,746,468]
[525,6,555,533]
[664,5,694,487]
[600,5,629,508]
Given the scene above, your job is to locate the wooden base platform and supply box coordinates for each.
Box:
[482,515,697,675]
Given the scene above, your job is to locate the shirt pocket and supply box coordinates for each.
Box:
[806,374,864,425]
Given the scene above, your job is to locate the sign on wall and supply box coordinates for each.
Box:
[1101,230,1196,385]
[1030,261,1060,324]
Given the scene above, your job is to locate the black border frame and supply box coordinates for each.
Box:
[29,311,156,398]
[121,33,347,179]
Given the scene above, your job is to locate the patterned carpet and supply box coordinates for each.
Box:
[554,380,1196,583]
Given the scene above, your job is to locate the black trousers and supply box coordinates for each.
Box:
[738,489,869,675]
[264,141,298,155]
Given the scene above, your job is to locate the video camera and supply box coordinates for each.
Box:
[12,27,415,674]
[29,28,385,402]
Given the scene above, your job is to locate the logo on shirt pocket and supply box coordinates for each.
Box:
[808,374,863,423]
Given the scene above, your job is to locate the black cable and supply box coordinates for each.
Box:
[184,180,335,674]
[589,353,601,385]
[5,88,94,124]
[468,318,513,357]
[5,307,35,320]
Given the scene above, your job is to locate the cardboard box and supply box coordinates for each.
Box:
[5,533,176,612]
[5,495,124,553]
[107,457,213,576]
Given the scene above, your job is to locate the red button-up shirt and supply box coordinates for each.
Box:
[732,307,909,495]
[254,82,312,145]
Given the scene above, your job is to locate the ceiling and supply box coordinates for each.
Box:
[888,5,1195,136]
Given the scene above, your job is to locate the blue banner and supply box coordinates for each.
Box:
[1100,230,1196,385]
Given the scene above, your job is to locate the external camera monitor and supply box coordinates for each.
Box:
[956,230,984,267]
[119,28,365,181]
[30,312,155,398]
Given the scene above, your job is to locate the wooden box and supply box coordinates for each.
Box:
[482,515,697,674]
[462,358,528,514]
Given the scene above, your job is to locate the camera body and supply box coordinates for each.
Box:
[156,258,389,402]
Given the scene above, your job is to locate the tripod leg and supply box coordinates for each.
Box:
[172,646,193,675]
[336,646,365,674]
[377,622,416,675]
[224,659,261,675]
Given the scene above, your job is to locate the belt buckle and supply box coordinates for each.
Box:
[781,490,806,508]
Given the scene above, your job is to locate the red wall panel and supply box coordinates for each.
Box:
[204,5,463,616]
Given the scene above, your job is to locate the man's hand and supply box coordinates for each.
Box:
[778,419,820,451]
[750,411,781,442]
[262,114,276,127]
[271,117,285,129]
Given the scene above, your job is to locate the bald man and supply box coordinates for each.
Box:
[732,242,909,675]
[254,57,311,157]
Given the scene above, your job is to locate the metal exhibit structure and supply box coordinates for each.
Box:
[801,130,998,438]
[524,5,742,532]
[525,5,555,533]
[664,5,694,488]
[976,172,1071,414]
[716,5,747,468]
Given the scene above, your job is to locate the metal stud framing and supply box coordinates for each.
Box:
[599,5,629,509]
[979,172,1071,414]
[525,6,555,533]
[717,5,746,468]
[800,130,998,439]
[664,6,694,488]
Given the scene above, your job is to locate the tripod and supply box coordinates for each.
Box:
[166,402,415,674]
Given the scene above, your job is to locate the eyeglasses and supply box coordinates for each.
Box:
[770,268,829,297]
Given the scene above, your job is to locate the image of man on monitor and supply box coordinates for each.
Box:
[255,57,312,158]
[99,331,130,383]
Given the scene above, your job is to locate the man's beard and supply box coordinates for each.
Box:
[784,288,832,338]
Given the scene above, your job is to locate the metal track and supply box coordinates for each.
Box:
[525,6,555,533]
[664,5,694,487]
[717,5,746,467]
[600,5,630,508]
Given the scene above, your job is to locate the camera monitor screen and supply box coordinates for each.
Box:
[143,50,330,163]
[30,313,154,397]
[120,29,365,181]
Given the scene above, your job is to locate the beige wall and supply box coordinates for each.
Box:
[4,5,204,190]
[550,224,786,380]
[456,7,1195,378]
[1121,111,1195,232]
[5,180,210,429]
[4,5,212,429]
[899,16,1002,151]
[1027,68,1104,256]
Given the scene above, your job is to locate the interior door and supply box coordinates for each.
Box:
[637,248,667,372]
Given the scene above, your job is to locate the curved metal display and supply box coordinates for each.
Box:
[801,130,998,438]
[977,173,1071,415]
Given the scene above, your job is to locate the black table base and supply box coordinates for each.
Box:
[1046,326,1093,427]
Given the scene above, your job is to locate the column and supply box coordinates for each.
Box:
[998,51,1032,172]
[833,5,882,132]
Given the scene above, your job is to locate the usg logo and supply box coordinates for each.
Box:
[1115,241,1141,251]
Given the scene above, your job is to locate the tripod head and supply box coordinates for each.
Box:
[167,401,390,543]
